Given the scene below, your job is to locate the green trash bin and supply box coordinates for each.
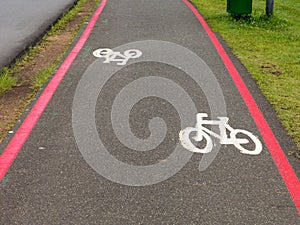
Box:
[227,0,253,14]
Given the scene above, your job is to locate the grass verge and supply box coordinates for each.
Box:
[0,68,17,94]
[0,0,99,94]
[191,0,300,154]
[0,0,100,141]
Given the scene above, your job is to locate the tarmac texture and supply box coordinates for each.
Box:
[0,0,299,224]
[0,0,77,68]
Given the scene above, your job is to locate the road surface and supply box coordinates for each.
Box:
[0,0,77,68]
[0,0,299,224]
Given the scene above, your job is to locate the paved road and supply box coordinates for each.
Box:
[1,0,299,224]
[0,0,77,68]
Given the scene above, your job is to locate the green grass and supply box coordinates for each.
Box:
[0,0,99,142]
[0,0,99,96]
[0,67,17,93]
[48,0,96,35]
[191,0,300,151]
[31,64,57,91]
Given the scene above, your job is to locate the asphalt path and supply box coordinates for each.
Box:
[0,0,299,224]
[0,0,77,68]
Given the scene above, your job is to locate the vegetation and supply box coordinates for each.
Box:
[0,0,99,141]
[191,0,300,152]
[0,0,99,95]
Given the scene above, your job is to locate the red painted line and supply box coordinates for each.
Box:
[182,0,300,214]
[1,0,299,215]
[0,0,107,180]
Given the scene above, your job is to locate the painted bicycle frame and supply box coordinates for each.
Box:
[179,113,262,155]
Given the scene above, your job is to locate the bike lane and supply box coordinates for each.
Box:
[1,0,299,224]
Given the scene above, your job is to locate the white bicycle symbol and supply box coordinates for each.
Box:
[93,48,142,65]
[179,113,262,155]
